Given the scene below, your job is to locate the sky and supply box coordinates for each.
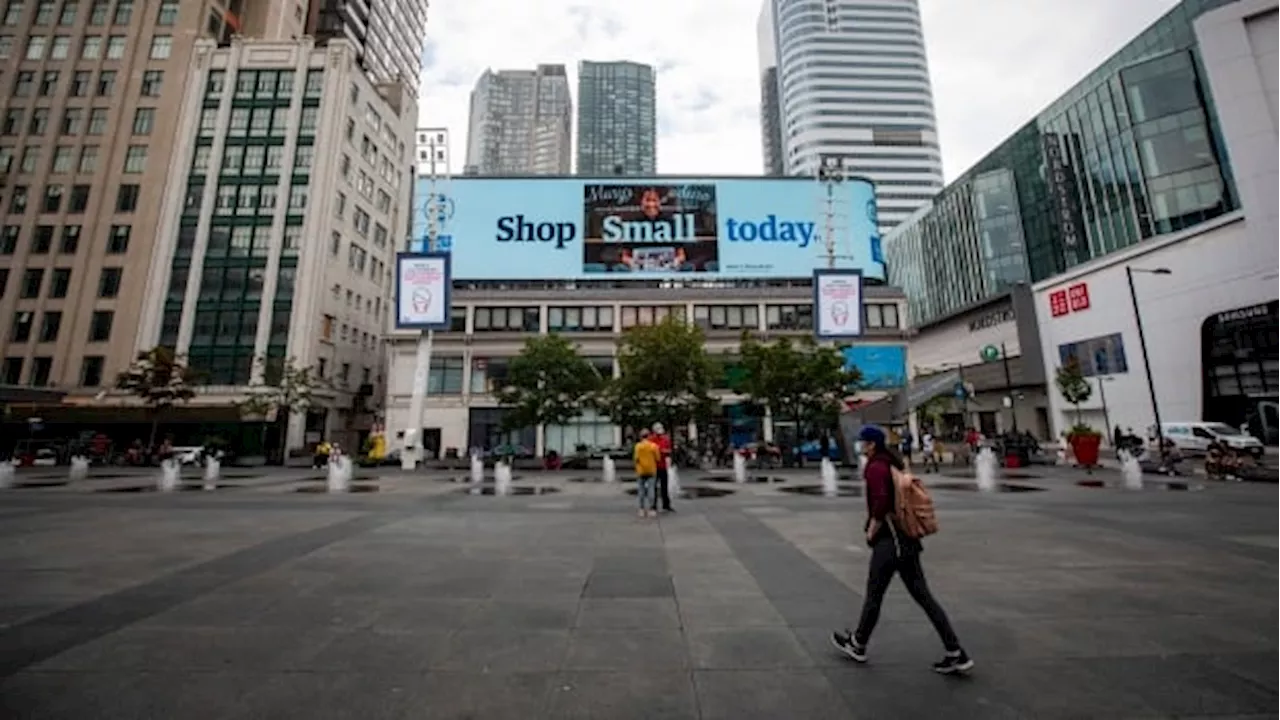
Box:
[418,0,1181,183]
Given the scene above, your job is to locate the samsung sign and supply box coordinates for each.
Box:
[410,177,883,281]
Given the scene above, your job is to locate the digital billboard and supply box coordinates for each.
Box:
[842,346,907,389]
[410,177,884,281]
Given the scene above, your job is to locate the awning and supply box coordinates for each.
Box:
[904,370,962,410]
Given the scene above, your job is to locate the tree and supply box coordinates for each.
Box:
[240,356,320,462]
[731,334,862,445]
[115,346,199,449]
[495,335,604,441]
[597,315,718,435]
[1055,357,1093,430]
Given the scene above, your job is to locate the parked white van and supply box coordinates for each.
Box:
[1161,422,1264,458]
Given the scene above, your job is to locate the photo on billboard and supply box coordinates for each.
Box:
[813,268,864,339]
[413,177,886,282]
[395,252,451,330]
[581,183,719,274]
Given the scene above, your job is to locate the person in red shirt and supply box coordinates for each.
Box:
[831,426,972,674]
[651,422,674,512]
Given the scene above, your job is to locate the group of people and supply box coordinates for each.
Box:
[630,423,675,517]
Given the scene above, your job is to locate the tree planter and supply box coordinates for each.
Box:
[1069,433,1102,468]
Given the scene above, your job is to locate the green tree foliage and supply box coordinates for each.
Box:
[240,356,320,459]
[1054,357,1093,431]
[496,334,603,432]
[597,316,718,432]
[115,346,199,447]
[730,334,862,439]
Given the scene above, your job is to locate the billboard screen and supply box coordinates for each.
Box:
[411,177,883,281]
[394,252,451,330]
[842,346,907,390]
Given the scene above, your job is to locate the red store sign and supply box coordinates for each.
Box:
[1049,282,1090,317]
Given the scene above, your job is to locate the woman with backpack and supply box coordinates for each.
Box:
[832,425,974,674]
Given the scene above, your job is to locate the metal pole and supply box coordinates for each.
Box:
[1126,266,1166,468]
[1000,342,1018,433]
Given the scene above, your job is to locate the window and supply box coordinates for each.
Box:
[472,307,541,333]
[112,0,130,23]
[329,230,340,255]
[94,69,115,96]
[249,107,270,136]
[97,267,120,297]
[0,35,10,58]
[88,309,111,341]
[49,34,68,58]
[80,355,104,386]
[42,184,63,212]
[547,305,614,332]
[205,69,224,97]
[619,305,684,328]
[68,183,89,211]
[26,36,48,60]
[20,145,40,172]
[39,70,59,95]
[242,145,264,173]
[81,35,100,58]
[88,0,106,23]
[10,311,33,342]
[115,183,138,212]
[0,146,10,173]
[57,108,81,135]
[131,107,153,135]
[122,145,146,173]
[228,107,249,135]
[191,144,211,172]
[0,268,6,296]
[58,1,76,25]
[9,185,27,212]
[87,107,107,134]
[69,70,89,96]
[38,311,60,342]
[20,268,43,297]
[31,225,52,253]
[2,109,21,135]
[693,304,759,331]
[140,70,162,96]
[75,146,98,173]
[106,224,128,252]
[35,0,53,23]
[288,184,307,211]
[0,226,16,253]
[294,144,314,170]
[1,357,22,384]
[30,357,51,386]
[58,224,78,252]
[299,106,318,133]
[427,356,464,394]
[49,267,69,297]
[765,304,814,330]
[304,70,323,97]
[105,35,124,59]
[49,145,72,173]
[28,108,49,135]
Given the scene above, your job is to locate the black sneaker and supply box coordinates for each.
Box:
[831,630,867,663]
[932,649,974,674]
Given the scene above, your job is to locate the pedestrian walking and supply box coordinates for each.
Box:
[920,430,938,473]
[633,430,661,518]
[651,423,675,512]
[832,426,973,674]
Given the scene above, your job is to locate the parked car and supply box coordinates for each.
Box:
[1161,422,1264,459]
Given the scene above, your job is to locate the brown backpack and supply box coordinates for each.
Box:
[890,465,939,538]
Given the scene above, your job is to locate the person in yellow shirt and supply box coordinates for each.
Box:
[633,430,662,518]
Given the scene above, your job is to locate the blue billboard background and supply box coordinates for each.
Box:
[410,177,884,281]
[842,346,907,389]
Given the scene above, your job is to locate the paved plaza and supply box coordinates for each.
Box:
[0,464,1275,719]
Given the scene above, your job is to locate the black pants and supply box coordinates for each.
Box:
[656,467,672,510]
[855,535,960,651]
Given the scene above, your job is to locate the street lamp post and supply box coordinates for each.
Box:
[1126,265,1172,469]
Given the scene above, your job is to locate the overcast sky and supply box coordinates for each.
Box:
[419,0,1180,182]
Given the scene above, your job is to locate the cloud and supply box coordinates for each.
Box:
[418,0,1180,181]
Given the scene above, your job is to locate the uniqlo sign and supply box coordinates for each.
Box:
[1049,283,1090,318]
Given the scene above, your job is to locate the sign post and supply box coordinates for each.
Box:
[395,253,451,469]
[980,343,1018,433]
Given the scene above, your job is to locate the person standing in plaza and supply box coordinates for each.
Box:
[832,426,973,674]
[632,430,661,518]
[651,422,674,512]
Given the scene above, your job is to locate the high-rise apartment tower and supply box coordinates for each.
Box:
[306,0,430,91]
[464,65,572,175]
[575,61,656,176]
[761,0,944,232]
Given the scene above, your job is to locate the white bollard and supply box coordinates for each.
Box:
[69,455,90,482]
[668,463,681,496]
[0,460,14,489]
[602,455,617,483]
[203,455,221,490]
[158,459,180,492]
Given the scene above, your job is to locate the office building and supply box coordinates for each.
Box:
[758,6,784,176]
[891,0,1277,440]
[762,0,945,232]
[124,37,416,453]
[306,0,430,91]
[575,61,656,176]
[464,65,572,175]
[0,1,246,407]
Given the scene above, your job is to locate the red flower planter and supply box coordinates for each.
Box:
[1069,433,1102,468]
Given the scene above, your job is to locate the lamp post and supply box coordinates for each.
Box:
[1125,266,1172,469]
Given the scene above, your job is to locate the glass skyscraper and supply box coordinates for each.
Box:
[885,0,1240,327]
[761,0,945,233]
[464,65,573,176]
[575,61,656,176]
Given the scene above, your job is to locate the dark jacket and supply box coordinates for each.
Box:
[863,450,922,554]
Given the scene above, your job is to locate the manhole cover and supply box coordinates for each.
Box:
[1075,480,1203,491]
[930,482,1045,493]
[295,484,380,493]
[777,484,863,497]
[704,475,788,484]
[624,486,735,499]
[458,486,561,496]
[10,480,70,488]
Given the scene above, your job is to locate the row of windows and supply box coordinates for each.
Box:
[0,264,120,298]
[440,303,903,333]
[7,181,139,214]
[3,1,180,28]
[0,222,128,254]
[12,33,173,63]
[3,90,162,138]
[0,353,105,386]
[6,307,111,343]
